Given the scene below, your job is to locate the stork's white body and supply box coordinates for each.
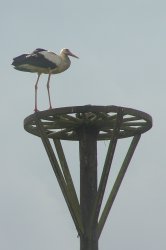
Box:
[18,50,71,74]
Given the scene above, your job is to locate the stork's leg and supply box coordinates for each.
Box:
[34,73,41,112]
[46,73,52,109]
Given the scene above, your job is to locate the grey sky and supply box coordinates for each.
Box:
[0,0,165,249]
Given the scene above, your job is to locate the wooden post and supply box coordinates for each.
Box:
[78,126,99,250]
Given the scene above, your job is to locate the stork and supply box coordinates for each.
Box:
[12,48,79,111]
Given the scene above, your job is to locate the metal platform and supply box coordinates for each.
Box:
[24,105,152,140]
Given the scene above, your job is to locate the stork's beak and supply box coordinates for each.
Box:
[68,50,79,59]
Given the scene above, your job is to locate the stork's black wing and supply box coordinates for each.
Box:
[12,49,57,70]
[12,54,28,66]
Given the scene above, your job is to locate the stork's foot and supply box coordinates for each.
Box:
[34,108,39,112]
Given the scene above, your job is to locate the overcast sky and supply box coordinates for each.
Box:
[0,0,166,249]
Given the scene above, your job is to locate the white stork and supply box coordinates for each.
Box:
[12,48,79,111]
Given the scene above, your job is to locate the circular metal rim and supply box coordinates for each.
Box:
[24,105,152,140]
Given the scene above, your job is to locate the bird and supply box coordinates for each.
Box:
[12,48,79,111]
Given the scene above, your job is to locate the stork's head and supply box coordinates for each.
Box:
[61,48,79,58]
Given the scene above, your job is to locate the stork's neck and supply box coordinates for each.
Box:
[53,52,71,73]
[60,52,71,65]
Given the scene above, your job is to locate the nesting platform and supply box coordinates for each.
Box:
[24,105,152,250]
[24,105,152,140]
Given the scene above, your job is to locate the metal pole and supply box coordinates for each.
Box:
[78,126,99,250]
